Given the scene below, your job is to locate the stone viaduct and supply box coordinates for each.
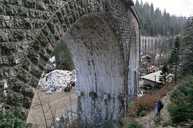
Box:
[140,36,175,65]
[0,0,140,126]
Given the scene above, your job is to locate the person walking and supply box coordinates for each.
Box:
[154,99,164,121]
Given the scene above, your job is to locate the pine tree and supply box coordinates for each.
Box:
[181,17,193,74]
[168,37,180,83]
[160,64,169,85]
[134,1,186,36]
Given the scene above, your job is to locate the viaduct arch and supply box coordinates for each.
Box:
[0,0,140,126]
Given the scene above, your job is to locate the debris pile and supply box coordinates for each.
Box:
[38,70,76,93]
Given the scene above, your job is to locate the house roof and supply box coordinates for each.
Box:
[141,71,162,84]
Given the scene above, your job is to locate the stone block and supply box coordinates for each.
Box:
[0,4,4,14]
[9,81,23,93]
[36,1,47,10]
[47,22,56,34]
[33,20,44,29]
[21,86,34,98]
[12,30,25,41]
[22,18,32,29]
[5,5,16,16]
[23,0,35,9]
[29,76,39,88]
[16,68,32,83]
[18,7,28,17]
[21,59,30,71]
[0,31,8,42]
[39,48,51,61]
[27,48,39,64]
[9,0,22,5]
[0,56,9,65]
[42,12,50,20]
[30,64,42,78]
[36,32,49,46]
[23,96,32,108]
[6,90,24,106]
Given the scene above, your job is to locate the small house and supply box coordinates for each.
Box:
[141,71,162,89]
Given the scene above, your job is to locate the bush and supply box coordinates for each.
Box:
[168,76,193,124]
[128,122,143,128]
[129,85,169,117]
[0,110,27,128]
[134,94,158,116]
[54,41,74,70]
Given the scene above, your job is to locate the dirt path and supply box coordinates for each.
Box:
[135,95,172,128]
[136,85,179,128]
[27,89,77,128]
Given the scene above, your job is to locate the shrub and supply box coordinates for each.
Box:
[54,41,74,70]
[128,122,143,128]
[0,110,27,128]
[168,76,193,124]
[129,85,170,117]
[134,94,158,116]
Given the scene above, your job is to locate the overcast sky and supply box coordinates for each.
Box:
[133,0,193,17]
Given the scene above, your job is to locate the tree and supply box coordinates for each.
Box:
[160,64,169,85]
[134,1,186,36]
[181,17,193,74]
[53,41,74,70]
[168,36,180,83]
[168,76,193,124]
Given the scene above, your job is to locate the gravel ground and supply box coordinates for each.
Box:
[27,89,77,128]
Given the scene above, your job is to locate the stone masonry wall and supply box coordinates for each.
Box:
[140,36,175,65]
[0,0,105,114]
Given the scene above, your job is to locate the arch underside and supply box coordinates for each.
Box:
[62,15,125,124]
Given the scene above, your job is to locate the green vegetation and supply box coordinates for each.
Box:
[167,17,193,126]
[135,0,186,36]
[168,76,193,125]
[128,122,143,128]
[0,89,27,128]
[168,18,193,122]
[159,65,169,85]
[168,37,180,83]
[53,41,74,70]
[0,109,27,128]
[181,18,193,74]
[168,37,180,65]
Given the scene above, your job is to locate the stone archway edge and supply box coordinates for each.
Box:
[30,0,105,44]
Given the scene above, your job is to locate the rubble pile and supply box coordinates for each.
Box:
[38,70,76,93]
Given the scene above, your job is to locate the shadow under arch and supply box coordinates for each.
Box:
[53,40,75,71]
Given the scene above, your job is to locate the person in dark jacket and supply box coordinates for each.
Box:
[155,99,164,121]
